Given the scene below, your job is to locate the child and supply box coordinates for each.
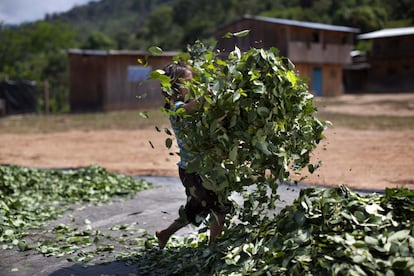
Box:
[156,61,231,249]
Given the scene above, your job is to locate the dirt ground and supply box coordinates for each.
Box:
[1,94,413,191]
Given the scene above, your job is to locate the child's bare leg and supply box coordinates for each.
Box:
[209,213,225,245]
[156,219,187,249]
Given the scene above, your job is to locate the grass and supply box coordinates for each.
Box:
[0,109,169,134]
[316,111,414,130]
[313,95,414,130]
[0,95,413,134]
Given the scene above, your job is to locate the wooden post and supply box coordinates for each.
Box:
[44,79,49,114]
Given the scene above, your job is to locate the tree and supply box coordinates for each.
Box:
[384,0,414,26]
[114,30,131,50]
[81,31,116,50]
[0,21,77,112]
[136,5,184,50]
[0,26,29,77]
[333,5,388,32]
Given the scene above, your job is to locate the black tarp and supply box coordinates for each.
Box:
[0,80,37,114]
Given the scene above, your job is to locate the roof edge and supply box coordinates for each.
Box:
[245,15,360,33]
[67,49,179,56]
[216,14,359,33]
[358,26,414,40]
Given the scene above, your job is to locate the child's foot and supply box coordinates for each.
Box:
[155,230,168,249]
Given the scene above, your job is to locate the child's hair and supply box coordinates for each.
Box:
[162,61,191,109]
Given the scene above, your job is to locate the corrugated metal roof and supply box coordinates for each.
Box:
[243,15,360,33]
[67,49,178,56]
[358,27,414,39]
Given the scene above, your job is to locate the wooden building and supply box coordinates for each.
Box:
[68,49,177,112]
[214,15,359,96]
[353,27,414,93]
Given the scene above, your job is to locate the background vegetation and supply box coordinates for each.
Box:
[0,0,412,113]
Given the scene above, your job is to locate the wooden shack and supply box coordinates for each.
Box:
[355,27,414,93]
[214,15,359,96]
[68,49,177,112]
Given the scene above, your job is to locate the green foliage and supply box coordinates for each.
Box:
[156,40,326,204]
[35,221,154,262]
[1,164,412,274]
[38,0,413,51]
[383,0,414,27]
[332,5,388,32]
[0,165,152,250]
[45,0,174,41]
[135,4,184,50]
[262,0,391,31]
[1,0,412,114]
[262,7,314,21]
[169,0,285,48]
[120,186,414,275]
[143,40,409,274]
[0,21,77,113]
[81,31,116,50]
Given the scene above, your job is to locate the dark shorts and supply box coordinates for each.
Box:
[178,167,232,226]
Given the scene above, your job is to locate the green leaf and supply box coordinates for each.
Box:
[165,138,173,149]
[17,240,29,251]
[139,112,149,119]
[233,91,241,102]
[4,229,14,237]
[148,46,163,55]
[257,107,269,118]
[364,236,378,246]
[365,203,384,214]
[229,145,238,162]
[388,230,410,242]
[149,70,171,88]
[232,29,250,37]
[222,30,250,39]
[222,32,233,39]
[286,71,297,86]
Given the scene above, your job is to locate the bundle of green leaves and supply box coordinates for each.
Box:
[152,39,327,205]
[123,186,414,275]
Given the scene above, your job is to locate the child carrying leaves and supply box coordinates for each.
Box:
[155,61,232,249]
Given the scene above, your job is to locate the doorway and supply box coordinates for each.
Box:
[312,67,323,96]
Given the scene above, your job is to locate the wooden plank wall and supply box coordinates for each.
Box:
[69,54,106,112]
[69,52,174,112]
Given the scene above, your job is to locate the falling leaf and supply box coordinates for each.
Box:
[148,46,163,55]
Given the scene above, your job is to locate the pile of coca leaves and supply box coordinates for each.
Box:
[145,40,413,274]
[121,185,414,275]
